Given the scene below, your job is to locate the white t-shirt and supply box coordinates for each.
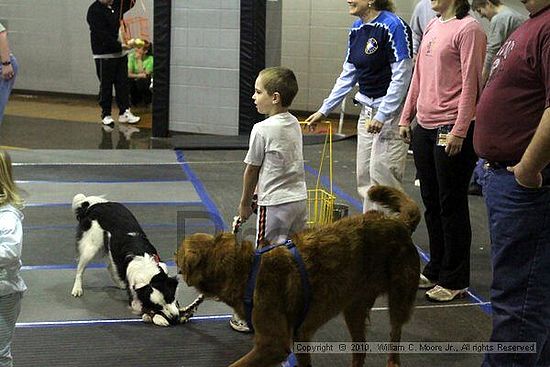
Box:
[244,112,307,206]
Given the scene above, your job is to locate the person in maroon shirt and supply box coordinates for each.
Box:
[474,0,550,365]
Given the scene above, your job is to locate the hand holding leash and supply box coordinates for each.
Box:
[232,215,244,234]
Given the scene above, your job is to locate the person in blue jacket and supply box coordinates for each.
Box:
[306,0,413,212]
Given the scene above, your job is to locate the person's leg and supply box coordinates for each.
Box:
[261,201,307,246]
[135,78,151,106]
[432,124,477,290]
[113,55,131,115]
[95,58,116,118]
[0,56,17,126]
[369,111,408,208]
[482,168,550,366]
[412,125,444,282]
[0,292,22,367]
[129,78,141,107]
[356,107,374,212]
[142,77,152,105]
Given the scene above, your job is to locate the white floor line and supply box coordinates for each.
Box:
[17,302,491,328]
[371,302,492,312]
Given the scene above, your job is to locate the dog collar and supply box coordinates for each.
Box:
[153,254,161,264]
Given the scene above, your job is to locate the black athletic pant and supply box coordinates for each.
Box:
[129,77,152,106]
[412,123,477,290]
[95,56,130,118]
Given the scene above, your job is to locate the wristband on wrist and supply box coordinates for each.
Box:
[2,60,11,66]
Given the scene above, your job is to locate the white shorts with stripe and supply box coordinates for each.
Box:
[255,200,307,248]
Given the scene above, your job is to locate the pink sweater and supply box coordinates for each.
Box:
[399,16,486,137]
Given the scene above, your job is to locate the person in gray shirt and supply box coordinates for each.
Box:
[410,0,437,56]
[472,0,528,84]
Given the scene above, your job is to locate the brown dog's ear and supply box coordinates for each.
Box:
[175,234,213,286]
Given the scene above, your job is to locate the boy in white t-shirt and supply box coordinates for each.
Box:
[230,66,308,333]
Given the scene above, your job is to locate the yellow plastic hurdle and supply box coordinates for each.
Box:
[300,121,336,227]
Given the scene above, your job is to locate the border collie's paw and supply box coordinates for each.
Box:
[142,313,153,323]
[152,314,170,327]
[71,286,83,297]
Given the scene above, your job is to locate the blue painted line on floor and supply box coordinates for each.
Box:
[175,150,227,230]
[21,261,177,271]
[303,163,492,315]
[25,201,203,208]
[15,314,234,329]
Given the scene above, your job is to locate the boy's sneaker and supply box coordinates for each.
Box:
[102,115,115,129]
[118,109,140,124]
[229,314,251,333]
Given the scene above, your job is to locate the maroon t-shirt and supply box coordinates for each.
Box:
[474,5,550,163]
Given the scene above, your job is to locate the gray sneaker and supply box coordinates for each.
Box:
[418,274,436,289]
[229,314,251,333]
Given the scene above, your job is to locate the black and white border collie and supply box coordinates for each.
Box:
[71,194,179,326]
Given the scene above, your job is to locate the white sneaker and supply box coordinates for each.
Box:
[118,109,140,124]
[418,274,436,289]
[229,314,251,333]
[102,115,115,126]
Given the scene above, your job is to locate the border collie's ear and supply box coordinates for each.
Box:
[75,202,90,222]
[72,194,87,211]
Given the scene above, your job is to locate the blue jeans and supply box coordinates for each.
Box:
[0,292,22,367]
[482,166,550,366]
[0,55,17,126]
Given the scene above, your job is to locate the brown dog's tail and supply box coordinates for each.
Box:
[367,185,421,233]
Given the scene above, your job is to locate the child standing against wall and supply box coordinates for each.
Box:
[231,67,307,333]
[0,150,26,367]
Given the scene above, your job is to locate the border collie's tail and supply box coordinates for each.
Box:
[367,185,421,233]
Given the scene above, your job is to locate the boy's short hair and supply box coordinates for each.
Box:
[258,67,298,108]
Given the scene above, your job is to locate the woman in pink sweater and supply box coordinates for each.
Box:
[398,0,486,302]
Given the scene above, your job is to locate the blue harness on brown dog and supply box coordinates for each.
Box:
[244,239,312,335]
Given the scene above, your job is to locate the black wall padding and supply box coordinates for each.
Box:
[239,0,267,135]
[152,0,171,138]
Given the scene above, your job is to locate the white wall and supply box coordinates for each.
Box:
[282,0,416,114]
[1,0,529,133]
[0,0,153,95]
[169,0,240,135]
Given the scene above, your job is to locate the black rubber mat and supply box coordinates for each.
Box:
[171,133,353,150]
[13,305,490,367]
[13,320,252,367]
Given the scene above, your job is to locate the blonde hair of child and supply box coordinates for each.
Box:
[0,150,24,209]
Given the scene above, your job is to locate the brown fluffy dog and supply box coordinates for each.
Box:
[176,186,421,367]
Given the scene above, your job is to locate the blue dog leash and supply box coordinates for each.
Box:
[243,239,312,336]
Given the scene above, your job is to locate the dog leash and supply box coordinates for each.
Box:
[243,240,311,336]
